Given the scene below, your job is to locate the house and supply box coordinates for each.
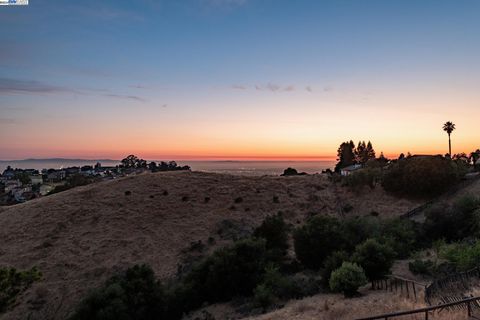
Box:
[340,164,362,176]
[4,180,22,193]
[47,170,66,182]
[29,174,43,185]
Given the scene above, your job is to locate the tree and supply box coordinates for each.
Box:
[366,141,376,160]
[470,149,480,168]
[352,239,395,281]
[335,141,356,172]
[121,155,139,168]
[293,216,345,269]
[329,262,367,297]
[443,121,456,156]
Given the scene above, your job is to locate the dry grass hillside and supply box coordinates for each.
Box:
[0,171,420,319]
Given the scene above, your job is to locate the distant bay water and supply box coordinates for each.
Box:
[0,159,335,176]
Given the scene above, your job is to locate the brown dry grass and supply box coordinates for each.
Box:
[0,171,420,319]
[245,289,471,320]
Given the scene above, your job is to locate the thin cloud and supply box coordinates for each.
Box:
[0,118,17,125]
[232,84,247,90]
[305,86,313,92]
[0,78,79,95]
[129,84,148,89]
[0,77,146,102]
[103,94,146,102]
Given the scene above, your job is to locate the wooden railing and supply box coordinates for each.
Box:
[425,265,480,305]
[372,276,426,302]
[355,296,480,320]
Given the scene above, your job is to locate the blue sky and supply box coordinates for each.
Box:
[1,0,479,159]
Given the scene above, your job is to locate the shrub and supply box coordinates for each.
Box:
[253,265,299,308]
[254,214,289,260]
[172,238,267,314]
[341,217,381,252]
[382,156,460,197]
[440,241,480,272]
[0,267,42,313]
[343,169,378,191]
[329,262,367,297]
[409,259,434,275]
[353,239,395,281]
[380,219,421,258]
[70,264,166,320]
[424,196,480,241]
[321,251,350,286]
[293,216,345,269]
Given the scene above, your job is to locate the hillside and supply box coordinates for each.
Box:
[0,171,420,319]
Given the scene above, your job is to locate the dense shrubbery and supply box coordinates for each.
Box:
[253,265,300,309]
[382,156,461,197]
[439,241,480,272]
[70,265,166,320]
[293,216,345,269]
[0,267,42,313]
[329,262,367,297]
[321,251,350,285]
[343,169,380,191]
[253,214,289,261]
[409,259,435,275]
[352,239,395,281]
[424,195,480,241]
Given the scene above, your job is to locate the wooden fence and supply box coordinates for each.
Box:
[425,266,480,305]
[372,276,426,302]
[355,295,480,320]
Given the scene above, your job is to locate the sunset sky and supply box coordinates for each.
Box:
[0,0,479,160]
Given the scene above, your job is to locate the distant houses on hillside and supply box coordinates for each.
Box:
[0,157,190,206]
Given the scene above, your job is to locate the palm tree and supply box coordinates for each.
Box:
[443,121,456,157]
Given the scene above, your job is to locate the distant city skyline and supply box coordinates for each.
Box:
[1,0,479,160]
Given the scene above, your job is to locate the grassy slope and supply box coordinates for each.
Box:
[0,171,420,319]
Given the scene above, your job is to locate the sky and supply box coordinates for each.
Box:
[0,0,479,160]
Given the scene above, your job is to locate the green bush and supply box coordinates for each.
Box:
[293,216,346,269]
[253,265,299,308]
[341,217,381,252]
[380,219,421,258]
[440,241,480,272]
[408,259,434,275]
[343,169,379,191]
[329,262,367,297]
[382,156,460,197]
[254,214,289,260]
[171,238,268,315]
[70,265,166,320]
[353,239,395,281]
[0,267,42,313]
[321,251,350,286]
[424,196,480,241]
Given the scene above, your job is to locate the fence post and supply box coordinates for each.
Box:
[468,301,472,316]
[425,311,428,320]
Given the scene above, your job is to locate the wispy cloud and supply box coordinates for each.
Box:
[0,77,146,103]
[0,78,78,95]
[243,83,297,92]
[103,94,146,102]
[231,84,247,90]
[0,118,17,125]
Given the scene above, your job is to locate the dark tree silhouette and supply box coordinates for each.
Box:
[335,140,356,172]
[443,121,456,156]
[470,149,480,168]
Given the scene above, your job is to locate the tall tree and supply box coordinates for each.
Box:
[366,141,376,160]
[335,140,356,172]
[443,121,456,156]
[355,141,367,164]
